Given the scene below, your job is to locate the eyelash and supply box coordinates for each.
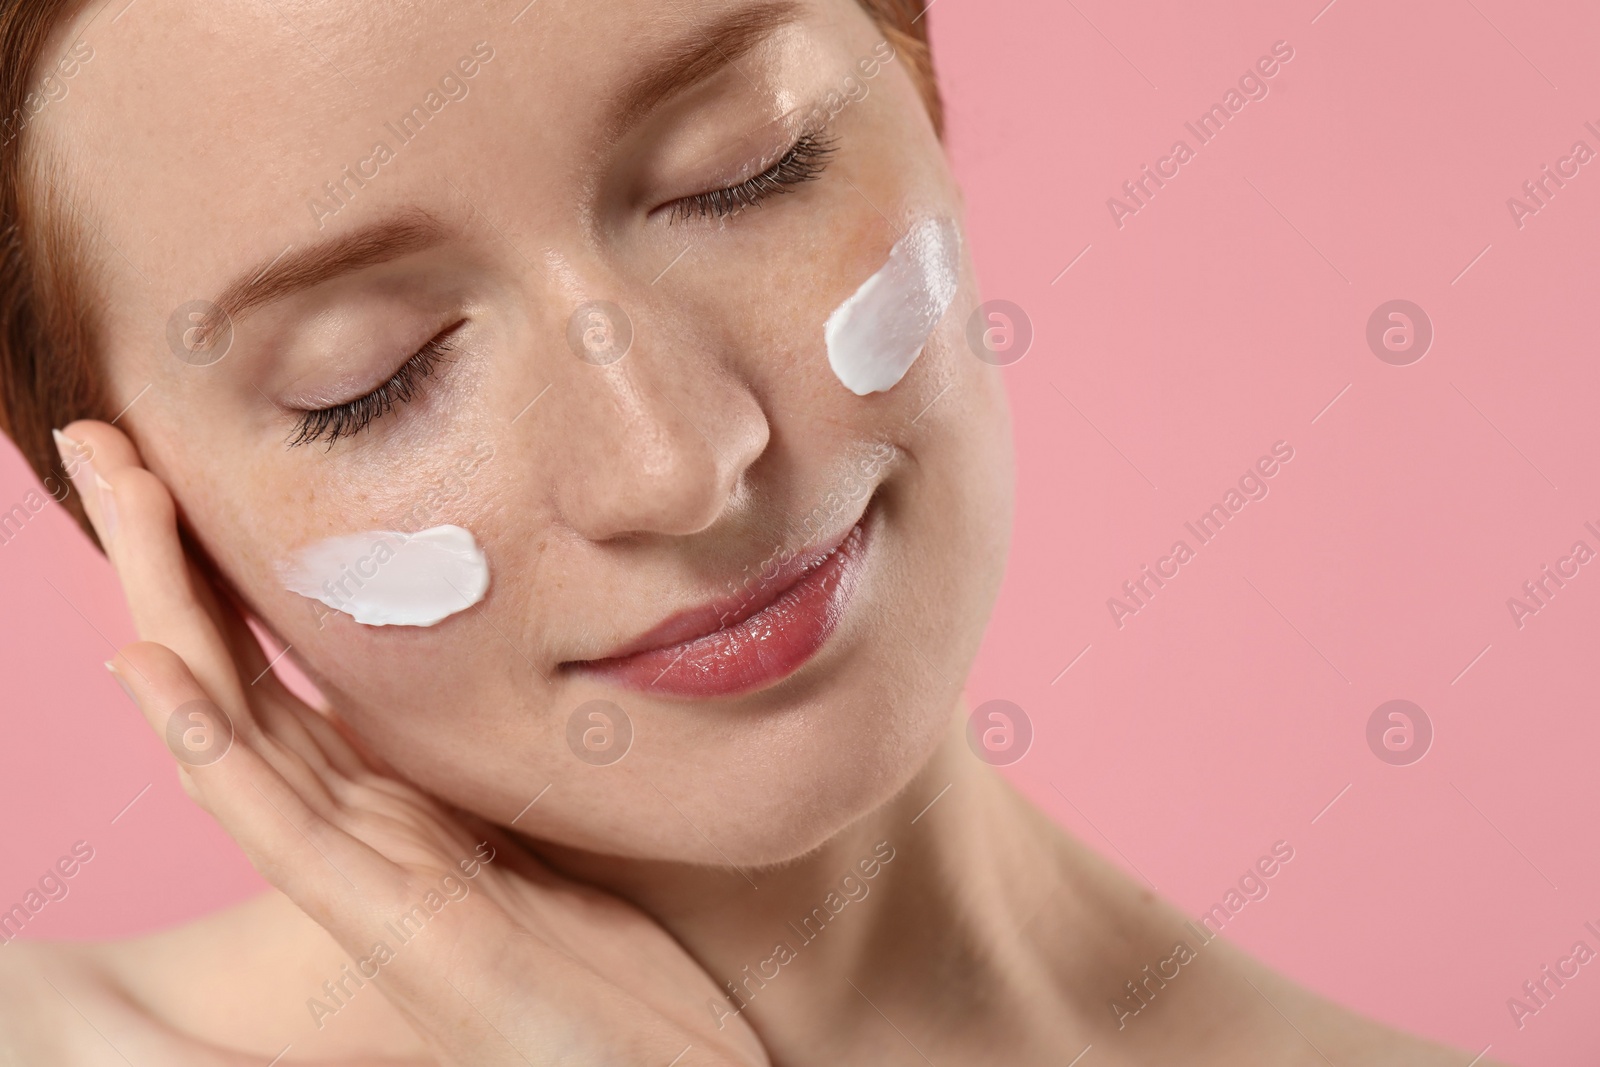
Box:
[667,131,837,224]
[288,330,456,449]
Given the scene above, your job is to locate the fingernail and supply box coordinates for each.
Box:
[104,661,135,703]
[93,473,118,541]
[52,428,101,521]
[52,428,75,465]
[51,428,88,476]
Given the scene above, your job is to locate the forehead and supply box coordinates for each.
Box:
[50,2,512,220]
[34,0,822,329]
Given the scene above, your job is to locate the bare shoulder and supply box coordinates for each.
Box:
[0,893,432,1065]
[1073,917,1507,1066]
[1036,830,1506,1066]
[0,939,129,1065]
[1217,942,1508,1067]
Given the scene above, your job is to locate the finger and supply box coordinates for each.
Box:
[59,420,248,720]
[62,420,273,696]
[109,641,400,918]
[206,580,369,781]
[189,541,292,698]
[72,431,355,819]
[53,419,136,539]
[64,421,371,791]
[272,698,373,783]
[65,419,333,748]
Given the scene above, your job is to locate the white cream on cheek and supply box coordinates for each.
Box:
[825,216,962,396]
[279,524,489,628]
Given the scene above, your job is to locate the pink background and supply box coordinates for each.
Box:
[2,0,1597,1062]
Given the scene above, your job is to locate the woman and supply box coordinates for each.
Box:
[0,0,1501,1062]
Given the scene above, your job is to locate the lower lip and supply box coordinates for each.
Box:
[575,519,871,699]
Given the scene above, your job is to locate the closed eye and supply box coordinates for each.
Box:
[287,326,459,449]
[665,130,837,224]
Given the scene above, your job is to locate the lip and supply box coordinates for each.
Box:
[567,500,875,699]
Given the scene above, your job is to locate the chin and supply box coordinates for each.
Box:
[704,700,960,869]
[458,622,963,872]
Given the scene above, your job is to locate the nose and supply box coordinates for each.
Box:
[552,298,770,542]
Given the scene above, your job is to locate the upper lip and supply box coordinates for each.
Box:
[569,500,871,666]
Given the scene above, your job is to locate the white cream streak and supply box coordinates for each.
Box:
[825,217,962,395]
[279,524,489,628]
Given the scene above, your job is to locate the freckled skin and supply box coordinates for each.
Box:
[2,1,1506,1064]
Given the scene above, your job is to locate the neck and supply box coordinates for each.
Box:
[529,712,1082,1061]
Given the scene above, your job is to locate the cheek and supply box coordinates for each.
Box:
[685,208,967,439]
[279,526,489,628]
[823,216,962,396]
[194,435,507,671]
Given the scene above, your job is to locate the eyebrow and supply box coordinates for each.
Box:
[203,4,803,329]
[207,209,449,331]
[607,0,807,142]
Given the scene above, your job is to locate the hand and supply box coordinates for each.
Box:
[58,419,769,1067]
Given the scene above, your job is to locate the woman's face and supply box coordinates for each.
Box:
[44,0,1013,866]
